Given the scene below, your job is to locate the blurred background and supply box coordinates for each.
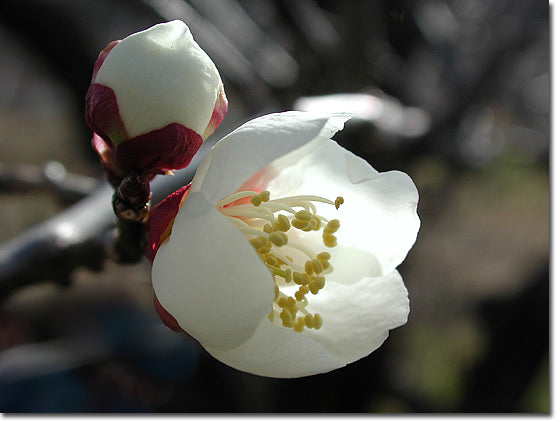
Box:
[0,0,549,413]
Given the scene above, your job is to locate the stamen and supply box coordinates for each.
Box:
[304,260,314,276]
[220,205,275,223]
[304,314,315,329]
[227,217,268,237]
[313,314,323,329]
[269,194,336,206]
[269,231,288,247]
[250,195,262,207]
[335,196,344,209]
[259,191,271,202]
[274,215,291,232]
[216,190,259,207]
[263,223,273,233]
[292,219,313,231]
[218,190,344,333]
[322,232,338,248]
[311,259,323,274]
[325,219,340,232]
[293,317,305,332]
[294,210,313,221]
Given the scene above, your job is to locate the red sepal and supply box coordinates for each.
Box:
[87,83,204,178]
[204,84,228,139]
[85,83,128,148]
[146,184,190,262]
[153,290,184,333]
[91,40,120,82]
[115,123,203,174]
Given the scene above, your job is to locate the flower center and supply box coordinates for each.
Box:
[217,189,343,333]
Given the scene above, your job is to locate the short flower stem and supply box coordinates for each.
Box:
[112,219,147,264]
[112,171,151,222]
[110,171,152,263]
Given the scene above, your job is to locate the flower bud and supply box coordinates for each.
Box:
[85,20,228,182]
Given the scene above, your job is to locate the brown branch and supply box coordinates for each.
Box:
[0,138,217,302]
[0,161,100,203]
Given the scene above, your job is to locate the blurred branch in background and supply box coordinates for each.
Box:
[0,138,218,301]
[0,161,99,203]
[0,0,549,413]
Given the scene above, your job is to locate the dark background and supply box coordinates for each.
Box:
[0,0,549,413]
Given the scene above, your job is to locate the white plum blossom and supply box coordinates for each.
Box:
[151,111,420,378]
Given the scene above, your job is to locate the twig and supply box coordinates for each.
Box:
[0,138,216,302]
[0,161,100,203]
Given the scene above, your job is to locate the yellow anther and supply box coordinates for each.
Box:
[293,317,305,332]
[293,272,305,285]
[290,307,298,318]
[311,259,323,275]
[294,210,313,221]
[311,216,323,231]
[286,297,297,310]
[293,272,311,285]
[274,214,291,232]
[284,268,292,282]
[325,219,340,233]
[316,252,331,270]
[313,313,323,329]
[292,219,312,231]
[304,260,314,275]
[250,195,262,207]
[260,190,271,202]
[280,309,292,321]
[295,286,309,301]
[266,255,279,266]
[308,276,325,295]
[277,297,288,308]
[314,276,325,290]
[335,196,344,209]
[308,281,319,295]
[322,233,337,248]
[249,236,266,249]
[280,310,293,328]
[269,231,288,247]
[304,314,315,329]
[258,244,272,254]
[219,189,345,334]
[282,319,294,328]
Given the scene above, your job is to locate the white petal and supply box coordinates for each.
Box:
[152,191,274,351]
[190,111,351,203]
[95,20,222,137]
[264,139,420,274]
[305,270,409,363]
[204,317,346,378]
[327,244,383,284]
[204,260,408,378]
